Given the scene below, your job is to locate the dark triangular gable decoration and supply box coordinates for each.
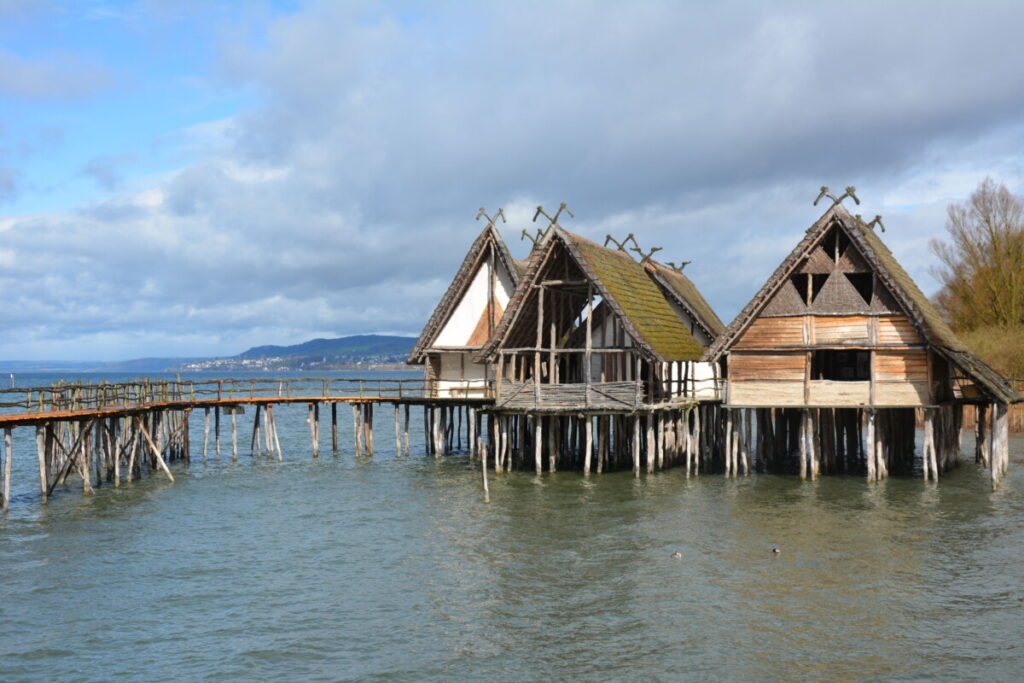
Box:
[761,277,807,316]
[869,279,901,313]
[837,242,870,272]
[704,204,1018,403]
[809,269,870,313]
[407,223,520,363]
[797,246,835,274]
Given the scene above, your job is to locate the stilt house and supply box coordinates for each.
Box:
[704,203,1018,484]
[408,222,522,397]
[479,226,724,411]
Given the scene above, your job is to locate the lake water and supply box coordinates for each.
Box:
[1,372,1022,681]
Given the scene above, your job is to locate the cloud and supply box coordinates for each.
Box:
[2,1,1024,358]
[0,48,114,100]
[79,154,136,191]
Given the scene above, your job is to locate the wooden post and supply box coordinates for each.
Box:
[215,406,221,459]
[394,403,401,457]
[250,405,261,457]
[632,413,641,477]
[469,408,477,460]
[404,404,410,456]
[308,403,319,458]
[866,410,875,482]
[332,402,339,455]
[535,286,544,406]
[354,404,363,457]
[36,425,48,504]
[583,415,593,476]
[645,412,655,474]
[136,416,175,483]
[365,403,374,456]
[2,428,10,512]
[799,410,807,480]
[202,407,210,462]
[231,409,238,461]
[924,408,936,481]
[534,416,543,475]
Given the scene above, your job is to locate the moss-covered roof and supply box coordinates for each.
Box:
[647,261,725,338]
[564,230,706,361]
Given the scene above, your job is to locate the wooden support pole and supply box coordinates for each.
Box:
[135,416,175,483]
[36,425,47,504]
[354,404,363,457]
[1,428,10,512]
[799,410,808,480]
[308,403,319,458]
[534,416,543,475]
[866,410,876,482]
[632,414,641,477]
[583,415,593,476]
[250,405,261,457]
[481,416,490,504]
[646,412,655,474]
[231,409,238,461]
[395,403,401,458]
[215,406,221,459]
[404,404,410,456]
[332,402,339,455]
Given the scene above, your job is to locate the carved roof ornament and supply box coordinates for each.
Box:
[533,202,574,230]
[856,214,887,232]
[603,233,639,253]
[475,207,506,229]
[520,228,544,245]
[664,261,691,273]
[630,244,663,264]
[813,185,861,208]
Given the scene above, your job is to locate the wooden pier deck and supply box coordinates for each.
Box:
[0,377,495,510]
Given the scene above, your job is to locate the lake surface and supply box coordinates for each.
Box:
[1,372,1022,681]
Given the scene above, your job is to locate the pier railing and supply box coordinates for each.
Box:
[0,377,495,416]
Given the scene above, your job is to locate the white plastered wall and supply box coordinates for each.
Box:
[434,253,515,347]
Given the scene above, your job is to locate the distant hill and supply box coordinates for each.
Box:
[237,335,415,360]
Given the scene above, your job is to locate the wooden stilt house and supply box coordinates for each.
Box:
[472,225,725,475]
[408,221,522,397]
[704,202,1019,485]
[481,226,724,411]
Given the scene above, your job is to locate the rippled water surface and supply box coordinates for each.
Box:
[1,373,1022,681]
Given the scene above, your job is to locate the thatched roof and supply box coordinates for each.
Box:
[647,261,725,340]
[480,227,715,363]
[705,204,1019,404]
[407,223,519,364]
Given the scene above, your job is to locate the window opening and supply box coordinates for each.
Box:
[821,227,850,263]
[845,273,873,305]
[811,349,870,381]
[789,273,830,305]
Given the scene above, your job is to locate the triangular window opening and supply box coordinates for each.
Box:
[820,226,850,263]
[845,273,873,305]
[789,273,830,305]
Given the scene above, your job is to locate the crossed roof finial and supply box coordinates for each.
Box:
[814,185,860,208]
[604,233,639,253]
[475,207,506,228]
[856,214,886,232]
[520,228,544,245]
[630,245,663,264]
[664,260,691,273]
[533,202,574,229]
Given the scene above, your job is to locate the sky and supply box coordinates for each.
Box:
[1,0,1023,361]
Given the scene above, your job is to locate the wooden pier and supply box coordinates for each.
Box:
[0,377,490,511]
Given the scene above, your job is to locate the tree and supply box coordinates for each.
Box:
[930,178,1024,331]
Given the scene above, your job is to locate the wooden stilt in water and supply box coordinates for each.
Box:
[231,409,238,461]
[135,416,175,483]
[799,410,808,480]
[353,404,363,457]
[202,407,210,462]
[2,428,10,512]
[395,404,401,458]
[250,405,261,457]
[866,410,876,481]
[332,402,338,455]
[534,416,543,475]
[365,403,374,456]
[481,419,490,504]
[308,403,318,458]
[646,412,655,474]
[583,415,593,476]
[632,414,641,477]
[215,406,221,459]
[404,404,410,456]
[36,426,47,504]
